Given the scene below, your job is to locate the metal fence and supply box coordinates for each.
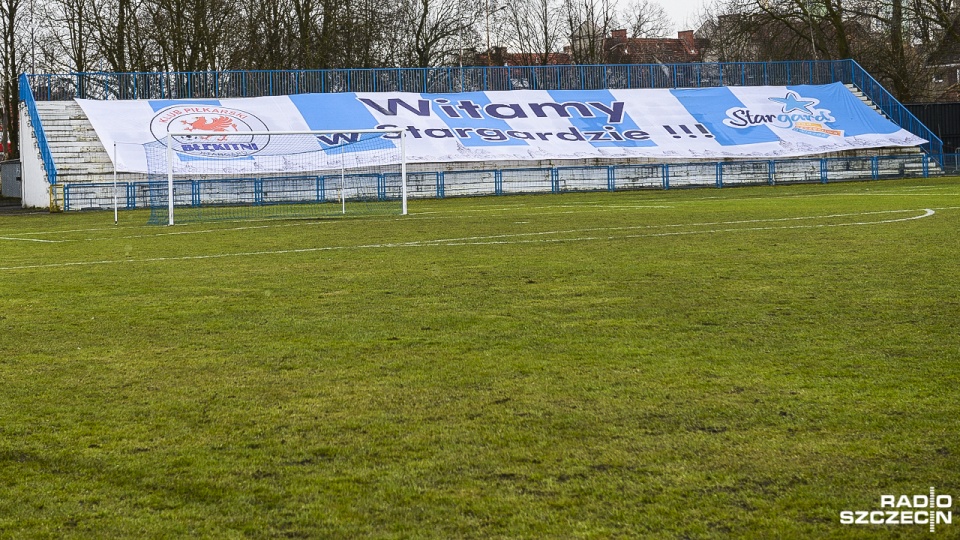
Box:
[60,154,932,213]
[25,61,853,101]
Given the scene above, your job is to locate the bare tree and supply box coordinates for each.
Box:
[395,0,475,68]
[339,0,398,68]
[224,0,291,69]
[0,0,22,158]
[38,0,93,72]
[696,0,958,100]
[622,0,672,38]
[695,0,764,61]
[563,0,619,63]
[504,0,565,65]
[143,0,238,71]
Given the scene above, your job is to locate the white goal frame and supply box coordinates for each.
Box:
[163,128,407,225]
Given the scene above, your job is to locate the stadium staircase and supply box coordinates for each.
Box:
[31,101,114,183]
[842,83,936,177]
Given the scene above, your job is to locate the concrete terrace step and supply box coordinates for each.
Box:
[33,100,117,184]
[844,83,884,115]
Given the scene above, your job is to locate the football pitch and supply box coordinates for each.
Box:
[0,178,958,538]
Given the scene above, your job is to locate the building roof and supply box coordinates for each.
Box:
[468,29,707,67]
[604,30,707,64]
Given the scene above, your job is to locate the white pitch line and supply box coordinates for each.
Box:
[0,236,64,243]
[0,209,936,272]
[405,208,936,245]
[434,209,937,247]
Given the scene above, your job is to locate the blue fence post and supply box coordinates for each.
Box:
[768,160,775,185]
[437,172,445,198]
[495,170,503,195]
[607,166,615,191]
[716,162,723,188]
[663,165,670,189]
[820,159,828,183]
[551,169,560,193]
[871,157,879,180]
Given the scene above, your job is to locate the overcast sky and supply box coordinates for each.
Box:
[662,0,711,34]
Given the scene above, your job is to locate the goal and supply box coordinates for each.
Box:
[145,129,407,225]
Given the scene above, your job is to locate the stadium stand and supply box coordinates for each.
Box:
[18,59,943,212]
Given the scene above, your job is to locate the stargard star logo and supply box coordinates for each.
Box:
[722,91,841,138]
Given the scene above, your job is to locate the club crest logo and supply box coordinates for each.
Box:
[150,105,271,157]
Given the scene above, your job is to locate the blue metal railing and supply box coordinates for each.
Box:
[26,60,855,101]
[21,59,945,183]
[18,74,58,186]
[841,64,944,165]
[61,154,934,212]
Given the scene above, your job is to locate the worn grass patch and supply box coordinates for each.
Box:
[0,178,958,538]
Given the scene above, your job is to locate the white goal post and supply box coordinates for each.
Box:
[158,128,407,225]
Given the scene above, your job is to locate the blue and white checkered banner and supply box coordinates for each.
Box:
[77,82,926,174]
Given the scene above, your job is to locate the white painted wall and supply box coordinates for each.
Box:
[18,106,51,209]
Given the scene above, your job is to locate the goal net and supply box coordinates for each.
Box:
[144,129,407,225]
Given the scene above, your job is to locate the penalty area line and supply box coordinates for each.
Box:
[0,236,64,243]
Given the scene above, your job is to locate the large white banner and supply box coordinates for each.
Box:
[76,82,926,174]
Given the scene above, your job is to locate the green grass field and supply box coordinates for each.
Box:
[1,178,958,538]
